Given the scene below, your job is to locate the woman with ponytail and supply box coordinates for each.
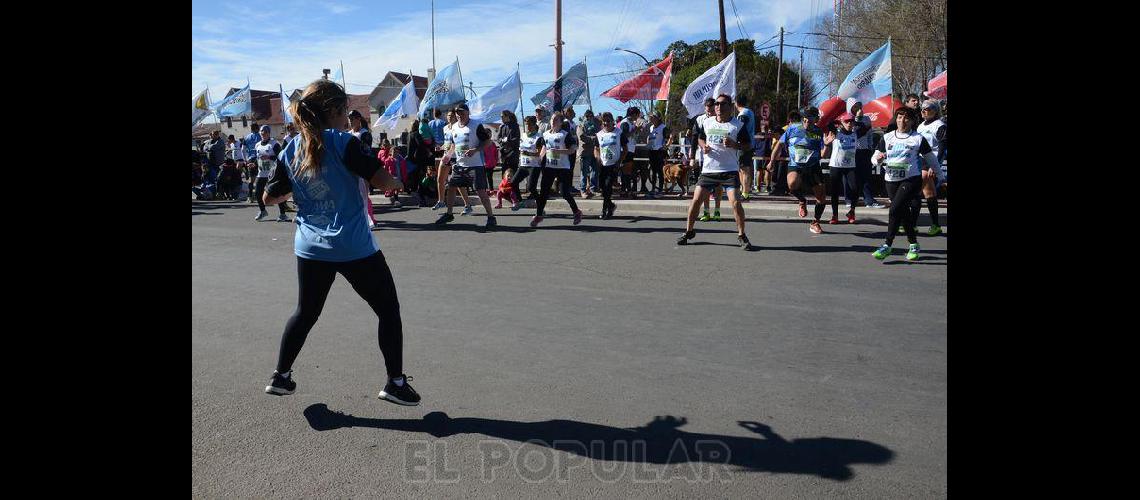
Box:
[261,79,421,406]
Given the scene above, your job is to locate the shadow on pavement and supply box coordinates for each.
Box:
[303,405,894,480]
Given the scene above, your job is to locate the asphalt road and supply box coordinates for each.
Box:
[192,199,947,498]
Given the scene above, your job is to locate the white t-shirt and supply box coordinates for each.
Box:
[518,131,544,168]
[596,129,622,166]
[618,119,638,154]
[646,123,666,150]
[829,129,858,169]
[228,143,246,162]
[542,130,572,169]
[880,131,928,182]
[916,119,945,159]
[254,140,280,178]
[700,117,744,174]
[445,119,486,167]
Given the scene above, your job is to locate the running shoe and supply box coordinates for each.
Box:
[277,214,292,222]
[484,216,497,229]
[698,211,711,222]
[511,203,522,212]
[712,210,721,222]
[431,201,446,210]
[845,202,853,210]
[869,202,886,209]
[798,203,807,218]
[738,234,752,250]
[928,225,942,236]
[390,199,403,208]
[742,191,751,200]
[676,229,696,245]
[828,216,840,225]
[378,375,421,406]
[264,370,296,396]
[254,210,269,221]
[434,213,454,225]
[809,221,823,234]
[461,206,474,216]
[906,243,920,261]
[846,210,856,224]
[530,215,543,227]
[872,244,891,260]
[573,211,583,225]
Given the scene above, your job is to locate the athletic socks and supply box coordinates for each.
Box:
[926,197,940,226]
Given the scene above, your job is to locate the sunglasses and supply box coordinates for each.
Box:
[715,101,731,106]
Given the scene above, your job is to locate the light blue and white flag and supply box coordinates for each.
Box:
[531,61,590,113]
[468,71,521,124]
[279,84,293,124]
[214,84,252,117]
[837,40,892,105]
[418,60,466,118]
[376,77,421,130]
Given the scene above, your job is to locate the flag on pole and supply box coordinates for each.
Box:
[924,70,946,99]
[468,71,522,124]
[601,52,674,103]
[192,89,211,129]
[214,84,252,117]
[530,61,590,112]
[836,40,892,105]
[279,84,293,124]
[418,59,466,118]
[375,77,421,130]
[681,52,735,118]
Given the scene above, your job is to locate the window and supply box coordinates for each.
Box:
[226,117,232,128]
[241,116,247,128]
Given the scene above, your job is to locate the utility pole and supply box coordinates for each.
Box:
[554,0,563,80]
[431,0,436,75]
[797,49,803,108]
[776,27,784,115]
[718,0,728,57]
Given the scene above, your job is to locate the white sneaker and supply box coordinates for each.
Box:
[254,210,268,221]
[431,201,446,210]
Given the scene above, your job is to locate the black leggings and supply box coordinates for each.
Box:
[648,150,665,190]
[254,177,288,214]
[275,251,403,378]
[510,166,541,199]
[598,164,618,206]
[885,177,922,246]
[535,167,579,216]
[829,168,860,219]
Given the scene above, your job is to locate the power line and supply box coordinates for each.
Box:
[782,43,944,60]
[728,0,750,40]
[802,31,945,43]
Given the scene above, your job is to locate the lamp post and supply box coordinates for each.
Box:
[322,69,331,80]
[614,47,651,66]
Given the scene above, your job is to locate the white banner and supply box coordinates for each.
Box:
[681,52,735,118]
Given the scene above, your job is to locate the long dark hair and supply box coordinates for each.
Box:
[289,79,348,177]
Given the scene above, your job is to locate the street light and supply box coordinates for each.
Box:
[614,47,651,66]
[322,68,331,80]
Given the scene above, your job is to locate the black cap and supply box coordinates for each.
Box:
[454,102,470,112]
[800,106,820,119]
[348,109,363,119]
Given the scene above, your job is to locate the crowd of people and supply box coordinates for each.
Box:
[193,87,947,261]
[189,78,949,404]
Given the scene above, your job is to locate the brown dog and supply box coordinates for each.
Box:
[661,162,692,196]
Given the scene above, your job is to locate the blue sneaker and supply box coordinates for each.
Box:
[872,244,891,260]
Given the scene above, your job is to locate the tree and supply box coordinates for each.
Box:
[815,0,947,99]
[659,38,815,136]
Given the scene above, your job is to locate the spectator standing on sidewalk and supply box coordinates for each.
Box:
[576,109,600,198]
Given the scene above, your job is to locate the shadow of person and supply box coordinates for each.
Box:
[303,405,893,481]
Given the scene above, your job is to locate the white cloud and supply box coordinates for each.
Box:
[192,0,817,116]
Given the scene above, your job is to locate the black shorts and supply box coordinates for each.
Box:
[446,166,489,190]
[738,149,754,170]
[790,164,824,188]
[696,171,741,191]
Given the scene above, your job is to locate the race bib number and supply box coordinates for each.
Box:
[792,145,814,164]
[547,150,561,162]
[707,133,726,146]
[601,146,618,164]
[257,159,275,175]
[885,161,909,177]
[519,154,535,167]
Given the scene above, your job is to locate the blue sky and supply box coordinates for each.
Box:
[192,0,836,121]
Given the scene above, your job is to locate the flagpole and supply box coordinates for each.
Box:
[455,57,465,104]
[583,56,592,112]
[517,62,524,117]
[340,60,346,88]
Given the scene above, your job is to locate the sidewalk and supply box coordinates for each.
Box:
[372,191,949,223]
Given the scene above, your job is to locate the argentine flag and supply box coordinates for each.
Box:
[837,40,893,105]
[375,78,420,130]
[418,60,466,118]
[468,71,521,124]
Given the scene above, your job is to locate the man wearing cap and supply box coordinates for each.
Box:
[576,109,601,198]
[435,102,497,228]
[252,125,290,222]
[768,106,827,234]
[916,99,947,235]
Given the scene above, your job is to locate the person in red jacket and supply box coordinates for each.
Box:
[377,139,401,209]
